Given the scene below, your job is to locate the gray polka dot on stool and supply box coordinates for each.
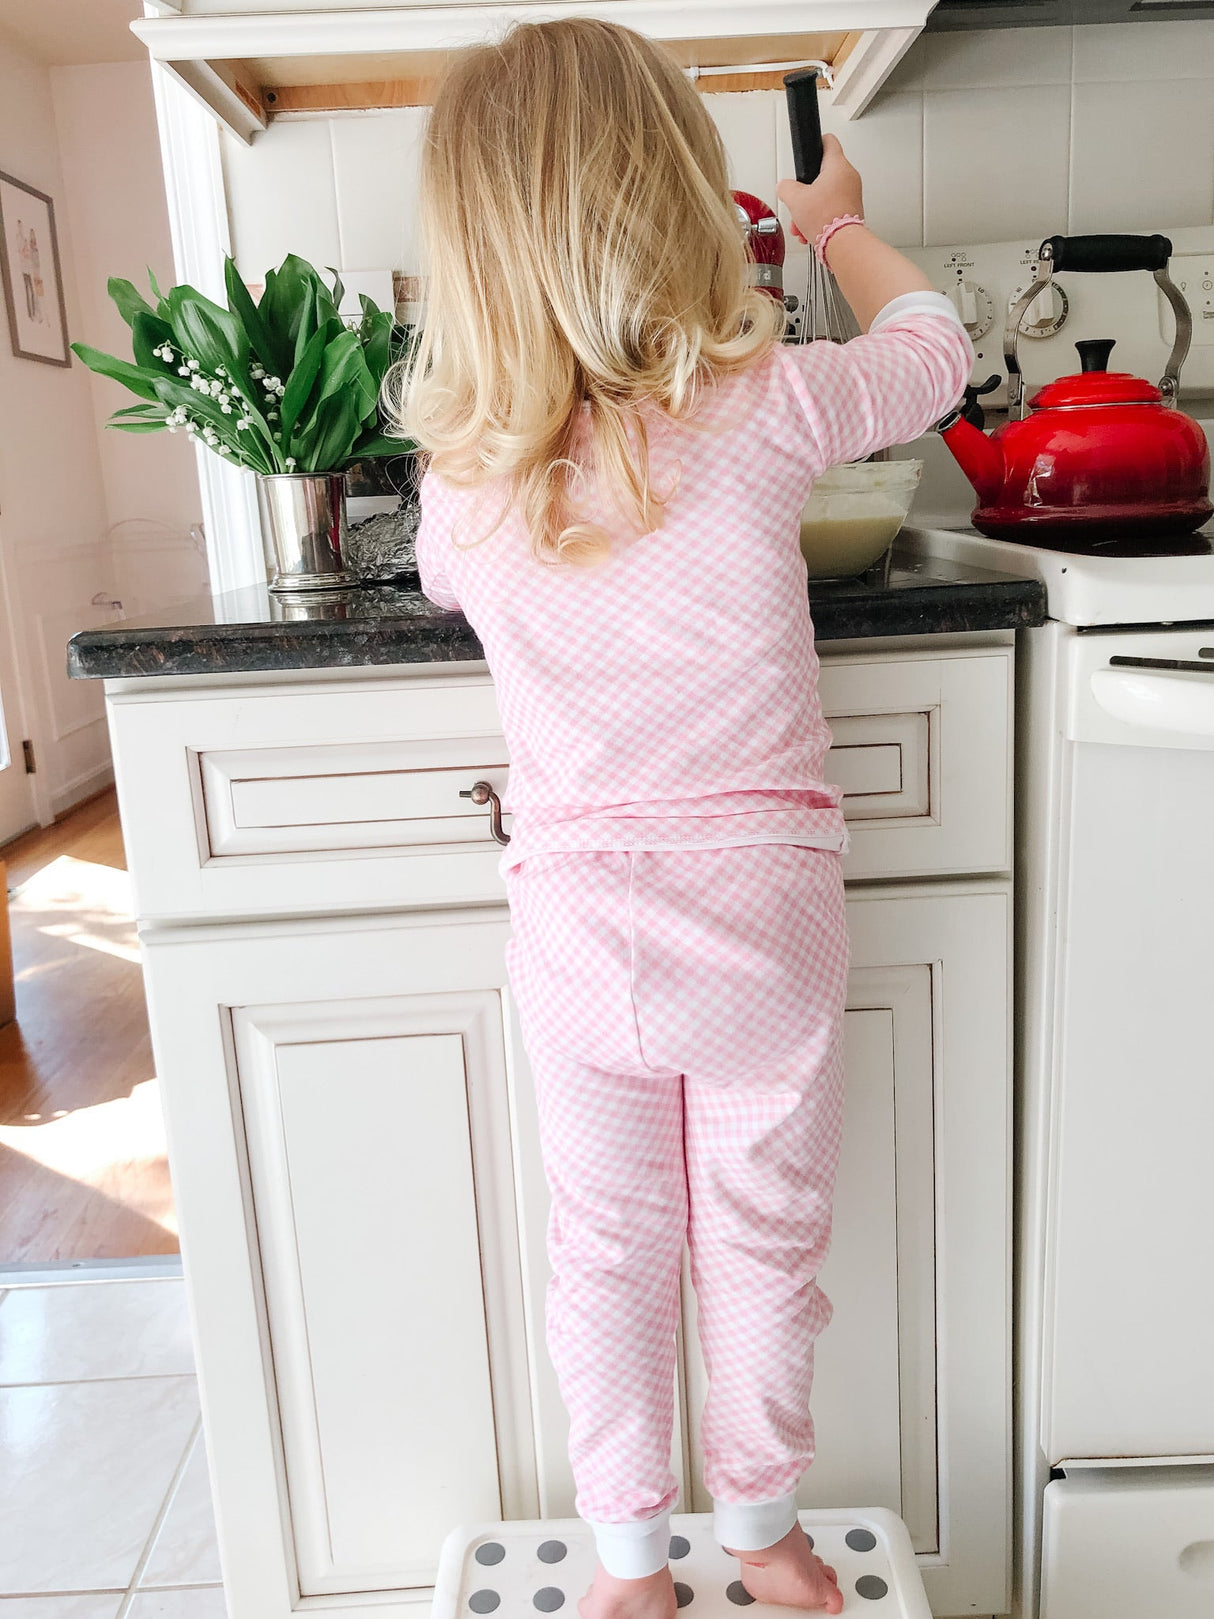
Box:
[468,1591,500,1613]
[856,1574,889,1600]
[726,1581,755,1606]
[533,1587,565,1611]
[475,1544,505,1566]
[674,1582,694,1607]
[537,1541,567,1564]
[669,1535,691,1560]
[846,1529,877,1553]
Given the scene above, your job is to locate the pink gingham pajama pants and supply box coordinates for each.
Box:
[503,842,849,1578]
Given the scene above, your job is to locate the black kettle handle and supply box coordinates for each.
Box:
[1042,234,1172,274]
[1007,233,1190,414]
[784,69,825,186]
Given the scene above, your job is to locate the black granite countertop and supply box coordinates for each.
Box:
[67,549,1046,681]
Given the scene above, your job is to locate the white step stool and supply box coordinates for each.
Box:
[433,1509,931,1616]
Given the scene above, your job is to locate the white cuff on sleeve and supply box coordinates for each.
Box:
[589,1510,672,1578]
[713,1492,801,1553]
[868,289,965,333]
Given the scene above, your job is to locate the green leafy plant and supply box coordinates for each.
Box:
[71,254,414,475]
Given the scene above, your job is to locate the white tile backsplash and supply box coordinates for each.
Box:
[708,93,777,213]
[1070,79,1214,233]
[815,93,924,249]
[330,108,427,274]
[1072,19,1214,81]
[219,22,1214,283]
[921,23,1072,89]
[221,117,340,282]
[924,84,1071,246]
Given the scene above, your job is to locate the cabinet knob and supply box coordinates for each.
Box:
[458,780,511,846]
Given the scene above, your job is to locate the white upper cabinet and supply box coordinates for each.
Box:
[133,0,936,140]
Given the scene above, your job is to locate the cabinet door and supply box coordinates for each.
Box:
[140,908,542,1611]
[681,886,1011,1619]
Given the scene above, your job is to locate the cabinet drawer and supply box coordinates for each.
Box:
[1042,1468,1214,1619]
[109,672,514,919]
[821,648,1013,881]
[109,649,1011,919]
[201,736,509,857]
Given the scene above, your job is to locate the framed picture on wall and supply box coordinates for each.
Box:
[0,170,70,367]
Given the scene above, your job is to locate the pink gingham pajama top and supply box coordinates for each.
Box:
[416,293,972,878]
[415,294,972,1580]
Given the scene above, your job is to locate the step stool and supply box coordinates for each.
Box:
[433,1509,932,1617]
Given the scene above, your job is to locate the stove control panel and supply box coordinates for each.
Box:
[911,225,1214,410]
[1159,254,1214,346]
[944,276,995,340]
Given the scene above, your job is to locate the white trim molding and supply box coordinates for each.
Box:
[826,25,922,120]
[148,56,266,593]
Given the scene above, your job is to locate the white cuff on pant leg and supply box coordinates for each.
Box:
[588,1510,672,1579]
[713,1492,800,1553]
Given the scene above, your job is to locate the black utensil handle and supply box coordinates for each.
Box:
[1042,233,1173,274]
[784,69,824,186]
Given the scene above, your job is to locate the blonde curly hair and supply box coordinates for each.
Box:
[383,17,784,565]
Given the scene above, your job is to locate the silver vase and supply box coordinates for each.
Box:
[256,472,351,592]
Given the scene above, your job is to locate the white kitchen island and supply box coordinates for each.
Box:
[67,557,1044,1619]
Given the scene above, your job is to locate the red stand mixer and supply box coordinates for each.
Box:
[732,191,786,300]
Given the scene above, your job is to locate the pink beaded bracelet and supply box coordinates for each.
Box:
[813,213,866,266]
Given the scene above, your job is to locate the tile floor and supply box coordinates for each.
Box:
[0,1269,227,1617]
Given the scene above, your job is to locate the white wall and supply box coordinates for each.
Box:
[51,61,209,618]
[218,20,1214,279]
[0,39,211,828]
[0,27,115,820]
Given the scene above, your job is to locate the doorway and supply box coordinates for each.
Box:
[0,557,36,845]
[0,788,179,1263]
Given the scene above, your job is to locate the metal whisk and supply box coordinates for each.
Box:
[802,248,859,347]
[783,66,858,348]
[785,66,884,455]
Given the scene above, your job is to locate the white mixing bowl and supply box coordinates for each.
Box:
[799,459,923,580]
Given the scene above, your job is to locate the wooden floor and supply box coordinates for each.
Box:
[0,789,178,1262]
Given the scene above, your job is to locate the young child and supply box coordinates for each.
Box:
[391,19,972,1618]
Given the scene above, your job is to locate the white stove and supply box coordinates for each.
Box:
[901,521,1214,1619]
[900,522,1214,628]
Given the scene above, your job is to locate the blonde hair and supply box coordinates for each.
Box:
[383,17,785,565]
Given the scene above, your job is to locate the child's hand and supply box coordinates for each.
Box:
[777,136,865,247]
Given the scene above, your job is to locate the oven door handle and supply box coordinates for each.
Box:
[1090,666,1214,739]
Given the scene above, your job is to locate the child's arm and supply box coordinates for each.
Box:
[776,136,933,330]
[774,136,973,468]
[415,470,462,611]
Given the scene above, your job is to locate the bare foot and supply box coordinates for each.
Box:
[725,1525,844,1613]
[577,1561,677,1619]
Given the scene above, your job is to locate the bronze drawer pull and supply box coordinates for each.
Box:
[459,780,511,846]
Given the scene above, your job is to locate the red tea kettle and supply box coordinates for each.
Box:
[937,234,1212,546]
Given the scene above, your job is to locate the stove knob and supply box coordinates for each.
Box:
[1013,281,1070,338]
[943,278,994,340]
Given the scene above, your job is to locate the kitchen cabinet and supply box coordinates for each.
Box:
[131,0,936,141]
[140,880,1008,1617]
[141,907,538,1603]
[684,885,1010,1618]
[102,636,1013,1619]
